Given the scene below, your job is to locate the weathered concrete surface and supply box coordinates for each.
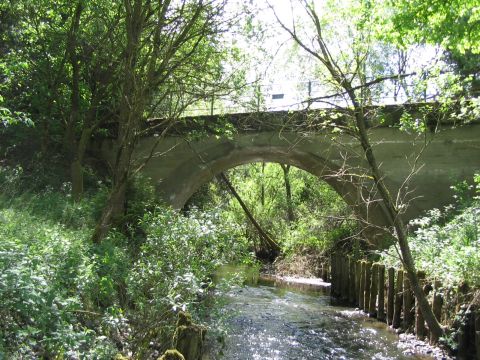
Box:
[96,107,480,246]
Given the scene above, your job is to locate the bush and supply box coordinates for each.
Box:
[380,174,480,286]
[0,164,255,358]
[0,207,120,358]
[126,206,252,355]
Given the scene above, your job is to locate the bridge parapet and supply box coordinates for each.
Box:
[98,102,466,140]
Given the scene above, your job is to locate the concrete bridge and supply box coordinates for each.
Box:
[96,104,480,244]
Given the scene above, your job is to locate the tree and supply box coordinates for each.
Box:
[0,0,121,194]
[386,0,480,93]
[91,0,230,242]
[0,1,71,153]
[271,0,444,340]
[387,0,480,56]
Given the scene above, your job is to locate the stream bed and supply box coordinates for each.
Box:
[203,270,436,360]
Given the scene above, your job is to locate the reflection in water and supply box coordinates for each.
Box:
[204,273,432,360]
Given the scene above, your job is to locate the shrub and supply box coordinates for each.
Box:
[0,164,254,358]
[0,207,120,358]
[126,206,252,355]
[380,174,480,286]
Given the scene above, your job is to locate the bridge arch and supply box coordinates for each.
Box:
[169,144,372,210]
[96,112,480,248]
[126,131,392,245]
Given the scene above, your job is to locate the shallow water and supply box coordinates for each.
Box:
[204,273,432,360]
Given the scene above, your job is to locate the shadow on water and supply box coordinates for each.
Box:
[203,265,434,360]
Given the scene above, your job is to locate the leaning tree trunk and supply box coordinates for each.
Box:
[350,92,444,341]
[219,172,280,254]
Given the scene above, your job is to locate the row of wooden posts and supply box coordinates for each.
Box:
[327,253,480,360]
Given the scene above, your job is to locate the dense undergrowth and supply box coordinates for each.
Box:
[0,165,252,359]
[380,174,480,287]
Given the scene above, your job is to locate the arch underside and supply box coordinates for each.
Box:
[140,133,392,247]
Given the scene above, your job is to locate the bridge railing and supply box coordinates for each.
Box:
[182,75,445,116]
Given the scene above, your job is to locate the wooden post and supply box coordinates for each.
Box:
[330,253,337,297]
[387,267,395,325]
[403,271,415,331]
[457,282,469,312]
[430,280,443,344]
[369,263,378,317]
[159,350,185,360]
[337,254,345,299]
[348,257,356,305]
[337,255,344,299]
[475,308,480,360]
[355,260,361,306]
[392,270,403,329]
[363,262,372,313]
[377,264,386,322]
[321,263,328,282]
[341,256,349,301]
[358,261,365,310]
[173,311,206,360]
[457,283,470,359]
[415,271,426,339]
[330,254,335,296]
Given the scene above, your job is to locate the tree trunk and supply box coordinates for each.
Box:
[219,172,280,254]
[91,177,127,243]
[70,89,102,201]
[261,162,265,207]
[71,160,84,199]
[349,91,444,341]
[91,0,145,243]
[280,164,295,223]
[273,2,444,341]
[71,124,95,201]
[65,2,83,199]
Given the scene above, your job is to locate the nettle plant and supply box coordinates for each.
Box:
[127,205,251,316]
[381,174,480,286]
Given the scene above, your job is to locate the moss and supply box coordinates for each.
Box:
[158,349,185,360]
[113,354,130,360]
[173,312,206,360]
[176,311,192,327]
[113,354,128,360]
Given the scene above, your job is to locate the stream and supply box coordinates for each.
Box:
[203,267,435,360]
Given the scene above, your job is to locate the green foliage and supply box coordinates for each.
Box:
[0,165,253,358]
[387,0,480,55]
[0,196,119,358]
[0,104,32,128]
[382,0,480,98]
[198,163,359,260]
[0,165,108,228]
[380,174,480,286]
[126,206,252,356]
[129,206,251,313]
